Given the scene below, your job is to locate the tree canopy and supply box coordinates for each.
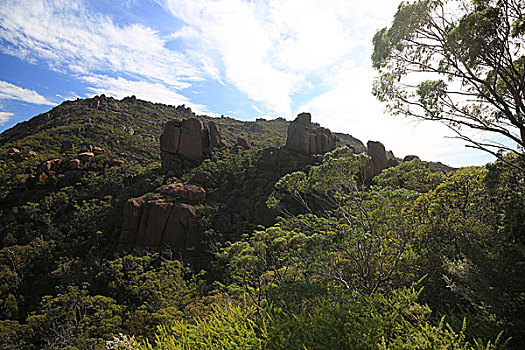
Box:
[372,0,525,160]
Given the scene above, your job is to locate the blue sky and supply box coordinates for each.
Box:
[0,0,497,166]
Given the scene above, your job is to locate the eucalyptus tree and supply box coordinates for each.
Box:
[373,0,525,162]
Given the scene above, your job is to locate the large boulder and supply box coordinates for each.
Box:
[40,158,62,173]
[363,141,398,180]
[119,196,202,250]
[160,182,206,201]
[208,121,223,148]
[135,201,173,246]
[179,118,206,161]
[286,113,336,155]
[162,203,201,250]
[286,113,312,154]
[237,137,250,150]
[160,117,225,175]
[160,119,183,154]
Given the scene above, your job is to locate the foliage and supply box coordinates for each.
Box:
[410,159,525,346]
[264,148,417,295]
[139,303,267,350]
[26,284,124,349]
[373,0,525,159]
[184,147,262,192]
[375,157,448,192]
[0,95,522,349]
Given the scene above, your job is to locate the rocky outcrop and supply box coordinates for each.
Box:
[160,182,206,201]
[120,113,351,249]
[286,113,311,154]
[208,121,227,148]
[160,117,225,175]
[403,155,420,162]
[237,137,250,150]
[78,152,94,163]
[286,113,336,155]
[40,158,63,173]
[119,197,202,251]
[363,141,399,180]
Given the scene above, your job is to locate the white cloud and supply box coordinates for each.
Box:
[0,81,54,105]
[0,112,14,125]
[0,0,214,95]
[157,0,402,117]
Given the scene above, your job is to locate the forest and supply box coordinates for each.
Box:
[0,0,523,349]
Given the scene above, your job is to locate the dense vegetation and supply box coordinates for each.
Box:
[0,0,524,345]
[0,109,523,348]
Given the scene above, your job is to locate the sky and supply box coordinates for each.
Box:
[0,0,497,167]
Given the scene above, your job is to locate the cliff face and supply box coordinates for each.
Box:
[285,112,336,155]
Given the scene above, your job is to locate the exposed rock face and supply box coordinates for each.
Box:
[160,117,224,175]
[363,141,398,180]
[286,113,336,155]
[179,118,206,161]
[286,113,312,154]
[237,137,250,150]
[78,152,94,163]
[160,182,206,201]
[403,155,420,162]
[208,121,223,148]
[160,119,183,154]
[119,197,202,250]
[120,113,346,250]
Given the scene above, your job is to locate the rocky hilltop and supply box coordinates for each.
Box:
[0,95,442,254]
[117,111,414,251]
[0,95,461,348]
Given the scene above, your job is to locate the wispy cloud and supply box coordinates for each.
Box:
[158,0,400,118]
[0,0,215,95]
[0,81,54,105]
[0,111,14,125]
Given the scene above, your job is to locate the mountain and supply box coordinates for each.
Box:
[0,95,471,349]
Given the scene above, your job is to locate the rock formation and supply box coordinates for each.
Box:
[403,155,420,162]
[286,113,336,155]
[160,182,206,201]
[160,117,226,175]
[119,196,202,251]
[237,137,250,150]
[363,141,399,180]
[120,113,343,249]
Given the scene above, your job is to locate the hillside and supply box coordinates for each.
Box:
[0,96,522,349]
